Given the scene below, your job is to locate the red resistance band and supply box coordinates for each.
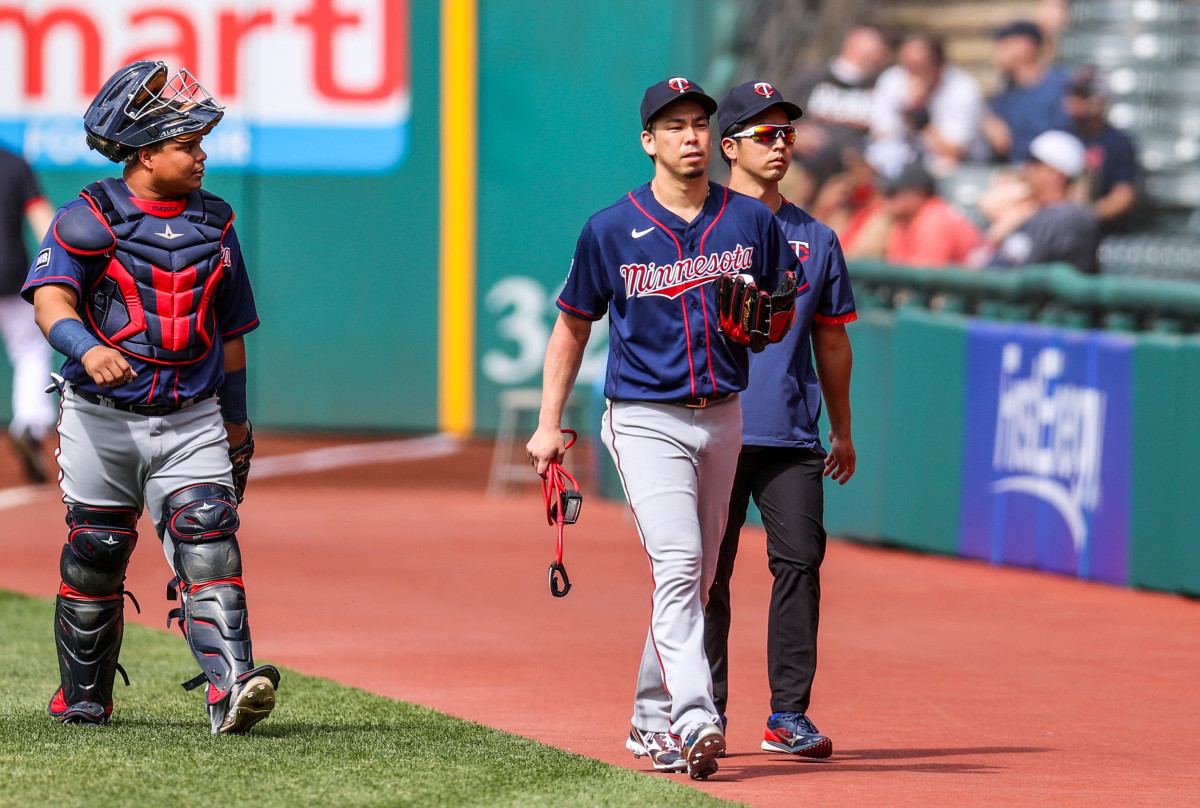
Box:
[541,429,582,597]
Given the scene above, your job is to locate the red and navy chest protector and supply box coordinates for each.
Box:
[558,181,806,402]
[82,178,230,364]
[23,180,259,406]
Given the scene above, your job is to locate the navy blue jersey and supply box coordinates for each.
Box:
[558,181,806,401]
[740,200,856,452]
[23,194,258,405]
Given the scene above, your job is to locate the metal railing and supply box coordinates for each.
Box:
[848,261,1200,333]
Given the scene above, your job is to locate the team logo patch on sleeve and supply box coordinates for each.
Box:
[35,247,51,270]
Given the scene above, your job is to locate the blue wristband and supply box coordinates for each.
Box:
[47,318,102,361]
[219,367,248,424]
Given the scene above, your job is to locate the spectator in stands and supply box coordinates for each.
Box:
[988,130,1100,273]
[883,160,986,268]
[982,20,1072,164]
[785,25,892,204]
[809,152,891,261]
[1065,66,1140,234]
[1033,0,1070,61]
[867,31,986,178]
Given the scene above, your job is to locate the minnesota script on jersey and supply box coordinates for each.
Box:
[559,181,806,402]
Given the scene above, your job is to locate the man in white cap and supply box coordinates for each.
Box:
[988,129,1099,273]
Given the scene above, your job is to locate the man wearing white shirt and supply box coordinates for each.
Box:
[867,32,985,177]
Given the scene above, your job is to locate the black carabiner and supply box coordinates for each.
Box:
[549,562,572,597]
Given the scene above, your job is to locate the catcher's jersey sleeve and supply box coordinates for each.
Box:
[215,225,259,339]
[21,199,93,301]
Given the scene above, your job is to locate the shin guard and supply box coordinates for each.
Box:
[50,592,124,725]
[161,485,254,691]
[50,505,138,724]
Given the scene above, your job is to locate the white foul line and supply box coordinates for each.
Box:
[249,433,462,479]
[0,485,46,511]
[0,435,461,510]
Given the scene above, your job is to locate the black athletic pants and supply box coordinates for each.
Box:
[704,445,827,716]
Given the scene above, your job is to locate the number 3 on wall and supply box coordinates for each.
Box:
[482,275,608,386]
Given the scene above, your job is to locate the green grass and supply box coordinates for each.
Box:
[0,591,740,808]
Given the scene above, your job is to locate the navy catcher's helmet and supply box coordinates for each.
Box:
[84,61,224,163]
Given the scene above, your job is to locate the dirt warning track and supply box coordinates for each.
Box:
[1,433,1196,807]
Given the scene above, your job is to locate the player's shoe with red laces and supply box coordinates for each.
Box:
[48,688,110,726]
[626,725,687,772]
[762,711,832,758]
[206,667,279,735]
[681,721,725,780]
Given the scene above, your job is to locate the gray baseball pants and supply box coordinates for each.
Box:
[602,395,742,738]
[56,386,234,566]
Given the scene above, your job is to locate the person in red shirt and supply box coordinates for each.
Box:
[883,160,985,268]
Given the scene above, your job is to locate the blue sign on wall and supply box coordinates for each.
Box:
[959,321,1133,584]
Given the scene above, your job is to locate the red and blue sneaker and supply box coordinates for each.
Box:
[762,712,832,758]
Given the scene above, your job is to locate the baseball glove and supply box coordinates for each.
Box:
[228,422,255,504]
[718,270,799,352]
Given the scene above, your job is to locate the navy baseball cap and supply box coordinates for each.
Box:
[716,80,803,138]
[641,77,717,130]
[993,20,1044,45]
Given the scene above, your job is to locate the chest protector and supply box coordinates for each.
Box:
[69,178,233,365]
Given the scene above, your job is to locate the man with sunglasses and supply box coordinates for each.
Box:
[705,80,857,759]
[22,61,279,734]
[527,77,805,780]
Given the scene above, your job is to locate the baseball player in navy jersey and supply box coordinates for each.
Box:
[704,80,857,758]
[22,61,278,734]
[526,77,806,779]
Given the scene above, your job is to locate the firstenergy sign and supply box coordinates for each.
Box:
[0,0,409,172]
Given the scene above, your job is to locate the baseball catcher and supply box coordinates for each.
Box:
[23,61,277,734]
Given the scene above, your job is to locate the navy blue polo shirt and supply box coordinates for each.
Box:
[740,200,856,452]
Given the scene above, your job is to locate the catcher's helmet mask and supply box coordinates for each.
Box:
[85,61,224,163]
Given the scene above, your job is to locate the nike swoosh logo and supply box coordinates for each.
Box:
[631,227,655,239]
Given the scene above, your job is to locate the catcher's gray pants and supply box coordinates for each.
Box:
[602,395,742,738]
[56,386,234,568]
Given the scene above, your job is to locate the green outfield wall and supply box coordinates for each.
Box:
[2,0,729,435]
[589,263,1200,597]
[812,266,1200,597]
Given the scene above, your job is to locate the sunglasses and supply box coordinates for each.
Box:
[729,124,796,144]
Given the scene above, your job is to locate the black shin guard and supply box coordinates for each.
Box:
[161,485,255,691]
[51,505,139,724]
[51,593,124,724]
[179,581,253,691]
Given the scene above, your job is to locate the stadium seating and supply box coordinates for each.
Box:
[1056,0,1200,276]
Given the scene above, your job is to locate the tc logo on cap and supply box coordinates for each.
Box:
[754,82,776,98]
[668,77,691,92]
